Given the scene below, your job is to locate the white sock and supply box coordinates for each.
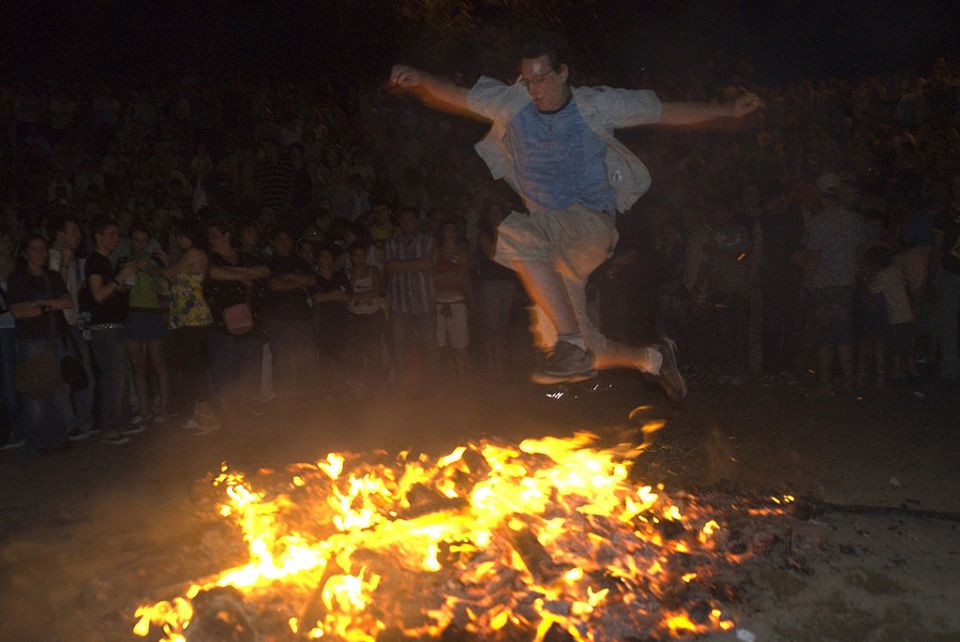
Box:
[640,347,663,375]
[558,334,587,351]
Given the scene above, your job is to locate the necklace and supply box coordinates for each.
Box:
[533,94,572,133]
[534,109,556,133]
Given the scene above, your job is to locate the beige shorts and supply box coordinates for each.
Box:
[437,301,469,349]
[495,205,618,352]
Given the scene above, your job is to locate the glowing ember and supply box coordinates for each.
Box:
[132,431,763,641]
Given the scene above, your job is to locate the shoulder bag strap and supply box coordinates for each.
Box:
[41,272,57,346]
[41,271,67,351]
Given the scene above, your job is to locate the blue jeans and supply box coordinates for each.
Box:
[0,327,18,441]
[90,326,127,435]
[69,326,95,430]
[16,339,72,449]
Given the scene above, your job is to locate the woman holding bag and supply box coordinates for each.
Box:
[7,235,74,450]
[203,221,269,419]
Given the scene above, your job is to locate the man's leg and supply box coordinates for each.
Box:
[390,313,414,379]
[939,271,960,379]
[91,327,128,442]
[69,326,95,433]
[415,309,438,380]
[565,279,684,401]
[536,221,682,397]
[512,261,580,338]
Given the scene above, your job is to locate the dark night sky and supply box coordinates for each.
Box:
[5,0,959,84]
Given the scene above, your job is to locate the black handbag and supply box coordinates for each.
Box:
[60,351,88,390]
[56,279,88,391]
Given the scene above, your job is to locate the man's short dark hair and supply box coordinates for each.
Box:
[55,216,80,235]
[89,214,117,238]
[172,218,204,247]
[520,36,568,73]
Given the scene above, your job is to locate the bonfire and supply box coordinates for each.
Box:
[133,429,790,641]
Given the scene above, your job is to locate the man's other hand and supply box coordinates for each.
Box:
[390,65,423,89]
[732,92,765,118]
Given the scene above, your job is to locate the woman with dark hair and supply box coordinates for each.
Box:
[126,223,170,424]
[238,219,264,260]
[310,243,351,377]
[160,219,217,432]
[203,221,269,416]
[7,235,74,450]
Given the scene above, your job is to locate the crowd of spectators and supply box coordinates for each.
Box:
[0,55,958,451]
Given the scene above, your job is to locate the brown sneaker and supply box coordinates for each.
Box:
[655,338,687,402]
[531,341,598,385]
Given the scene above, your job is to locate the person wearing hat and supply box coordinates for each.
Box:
[802,174,870,396]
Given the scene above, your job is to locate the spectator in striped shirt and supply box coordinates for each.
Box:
[253,138,293,214]
[384,207,436,388]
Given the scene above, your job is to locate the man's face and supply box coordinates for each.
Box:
[60,221,82,250]
[520,55,570,112]
[96,225,120,252]
[26,239,48,268]
[131,230,150,254]
[272,232,292,256]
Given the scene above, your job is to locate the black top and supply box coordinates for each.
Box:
[204,251,269,328]
[932,205,960,275]
[759,210,805,282]
[81,251,128,325]
[7,269,68,341]
[266,254,313,321]
[312,270,351,300]
[311,270,350,338]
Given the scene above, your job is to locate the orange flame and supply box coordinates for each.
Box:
[132,433,741,640]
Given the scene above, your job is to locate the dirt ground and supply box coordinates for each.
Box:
[1,370,958,642]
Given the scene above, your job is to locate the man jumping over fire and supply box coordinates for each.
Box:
[391,37,763,401]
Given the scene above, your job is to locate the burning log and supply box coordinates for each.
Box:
[397,483,468,519]
[183,587,257,642]
[498,518,569,585]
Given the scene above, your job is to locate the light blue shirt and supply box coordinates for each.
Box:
[505,99,616,215]
[468,77,662,214]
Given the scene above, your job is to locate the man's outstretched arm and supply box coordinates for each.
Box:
[658,92,764,126]
[390,65,487,120]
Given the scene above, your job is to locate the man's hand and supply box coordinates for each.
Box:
[732,92,764,118]
[390,65,423,89]
[116,264,138,283]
